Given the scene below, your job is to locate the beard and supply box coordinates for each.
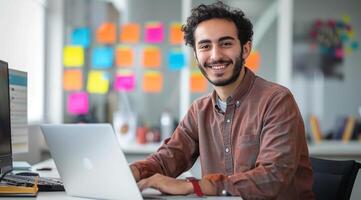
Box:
[198,56,244,87]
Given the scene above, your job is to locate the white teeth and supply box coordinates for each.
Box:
[211,65,226,70]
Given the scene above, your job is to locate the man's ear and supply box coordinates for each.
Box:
[193,49,198,61]
[242,41,252,60]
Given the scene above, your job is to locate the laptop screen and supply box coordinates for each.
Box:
[0,60,13,175]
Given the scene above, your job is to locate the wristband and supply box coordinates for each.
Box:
[186,177,204,197]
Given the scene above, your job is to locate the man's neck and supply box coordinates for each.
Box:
[214,67,245,102]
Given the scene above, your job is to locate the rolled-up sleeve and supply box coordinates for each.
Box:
[130,104,199,180]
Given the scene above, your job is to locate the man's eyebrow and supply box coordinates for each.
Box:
[218,36,236,42]
[197,39,211,45]
[197,36,236,45]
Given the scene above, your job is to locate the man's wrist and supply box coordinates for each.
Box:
[130,165,140,182]
[185,180,194,194]
[186,177,204,196]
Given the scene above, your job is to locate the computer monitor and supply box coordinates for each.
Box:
[0,60,13,176]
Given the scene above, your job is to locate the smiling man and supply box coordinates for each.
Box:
[130,2,315,199]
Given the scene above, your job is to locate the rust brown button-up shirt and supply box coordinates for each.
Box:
[131,68,315,199]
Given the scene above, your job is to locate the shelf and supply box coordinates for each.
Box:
[308,141,361,156]
[119,141,361,158]
[119,142,161,154]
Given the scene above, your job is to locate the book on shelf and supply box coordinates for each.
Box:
[333,116,348,140]
[0,176,38,197]
[309,115,323,143]
[342,117,357,143]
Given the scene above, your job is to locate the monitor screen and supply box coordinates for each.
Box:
[0,60,13,175]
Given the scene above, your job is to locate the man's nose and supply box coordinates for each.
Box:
[210,46,223,61]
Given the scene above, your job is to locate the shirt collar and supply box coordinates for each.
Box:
[211,67,256,109]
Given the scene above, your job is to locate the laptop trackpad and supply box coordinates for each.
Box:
[142,188,165,200]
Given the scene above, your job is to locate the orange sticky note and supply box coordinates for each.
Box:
[143,71,163,93]
[120,23,140,43]
[96,22,116,44]
[116,46,133,67]
[63,70,82,90]
[169,23,183,45]
[245,51,261,72]
[142,47,161,68]
[190,71,207,93]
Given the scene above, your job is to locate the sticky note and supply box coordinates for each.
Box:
[114,71,135,92]
[67,92,89,115]
[96,22,116,44]
[169,23,183,45]
[63,45,84,67]
[87,70,110,94]
[63,69,82,91]
[169,49,185,70]
[143,71,163,93]
[190,71,207,93]
[92,47,114,69]
[145,22,164,43]
[342,15,351,24]
[120,23,140,43]
[142,46,161,68]
[116,46,134,67]
[71,27,91,48]
[245,51,261,72]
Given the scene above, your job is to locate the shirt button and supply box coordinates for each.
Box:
[225,148,230,153]
[226,119,231,123]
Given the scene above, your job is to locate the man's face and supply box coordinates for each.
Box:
[194,18,243,87]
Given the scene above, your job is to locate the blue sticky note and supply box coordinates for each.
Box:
[168,50,185,70]
[71,27,91,48]
[92,47,114,69]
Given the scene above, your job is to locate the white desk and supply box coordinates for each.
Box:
[3,159,239,200]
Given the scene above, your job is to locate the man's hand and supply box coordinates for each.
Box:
[130,165,140,182]
[137,173,193,195]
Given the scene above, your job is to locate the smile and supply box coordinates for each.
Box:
[211,64,227,70]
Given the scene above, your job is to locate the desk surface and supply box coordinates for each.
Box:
[5,159,239,200]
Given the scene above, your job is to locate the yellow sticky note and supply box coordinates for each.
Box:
[142,47,161,68]
[245,51,261,72]
[143,71,163,93]
[63,69,82,90]
[342,15,351,24]
[120,23,140,43]
[116,46,134,67]
[87,70,110,94]
[63,45,84,67]
[190,71,207,93]
[169,23,183,45]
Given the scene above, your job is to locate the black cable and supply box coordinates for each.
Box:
[0,170,11,182]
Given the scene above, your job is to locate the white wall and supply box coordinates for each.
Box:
[0,0,46,123]
[293,0,361,133]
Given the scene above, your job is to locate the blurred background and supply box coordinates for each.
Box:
[0,0,360,190]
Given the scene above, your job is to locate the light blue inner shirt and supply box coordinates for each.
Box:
[216,96,227,112]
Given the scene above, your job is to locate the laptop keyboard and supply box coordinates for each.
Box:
[1,174,65,191]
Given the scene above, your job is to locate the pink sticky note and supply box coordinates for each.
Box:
[67,92,89,115]
[145,23,164,43]
[114,74,135,92]
[335,48,344,59]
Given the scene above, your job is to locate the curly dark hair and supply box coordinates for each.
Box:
[181,1,253,49]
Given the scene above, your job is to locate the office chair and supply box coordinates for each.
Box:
[310,157,361,200]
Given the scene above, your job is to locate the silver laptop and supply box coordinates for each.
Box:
[40,124,151,200]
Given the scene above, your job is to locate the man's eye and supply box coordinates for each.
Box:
[222,42,233,47]
[199,44,210,49]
